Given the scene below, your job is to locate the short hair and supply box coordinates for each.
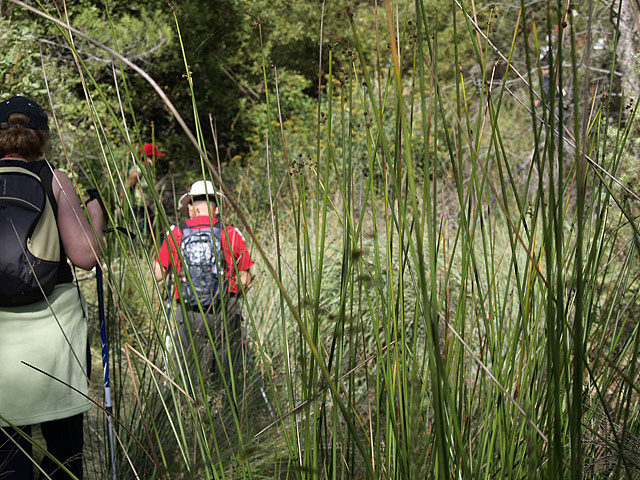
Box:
[190,195,220,206]
[0,113,50,161]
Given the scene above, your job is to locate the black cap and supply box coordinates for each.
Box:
[0,96,49,131]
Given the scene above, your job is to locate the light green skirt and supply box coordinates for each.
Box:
[0,283,90,427]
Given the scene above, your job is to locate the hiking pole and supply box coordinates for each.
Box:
[163,273,174,383]
[96,264,117,480]
[87,188,118,480]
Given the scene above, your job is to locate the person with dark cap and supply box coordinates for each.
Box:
[125,142,165,238]
[0,95,104,479]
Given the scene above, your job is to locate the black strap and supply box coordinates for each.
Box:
[36,160,74,284]
[105,226,136,240]
[35,161,56,214]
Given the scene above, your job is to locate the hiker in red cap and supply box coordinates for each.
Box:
[126,142,166,237]
[140,142,165,158]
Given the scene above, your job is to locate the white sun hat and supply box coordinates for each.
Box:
[178,180,224,209]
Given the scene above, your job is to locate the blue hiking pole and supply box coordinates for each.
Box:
[96,264,117,480]
[163,273,174,381]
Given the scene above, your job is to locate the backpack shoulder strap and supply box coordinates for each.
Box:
[36,160,73,284]
[36,161,57,215]
[212,221,223,241]
[178,221,190,237]
[211,222,224,273]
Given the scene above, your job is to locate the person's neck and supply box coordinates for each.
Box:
[0,155,28,162]
[191,214,219,219]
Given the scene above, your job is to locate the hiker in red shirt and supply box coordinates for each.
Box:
[154,180,254,385]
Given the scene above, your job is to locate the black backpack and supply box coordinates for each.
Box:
[0,160,66,306]
[179,221,224,308]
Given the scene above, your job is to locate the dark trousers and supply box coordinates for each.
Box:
[175,295,244,386]
[0,414,83,480]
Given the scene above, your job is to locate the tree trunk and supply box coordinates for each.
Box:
[617,0,640,101]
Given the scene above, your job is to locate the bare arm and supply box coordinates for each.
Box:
[238,270,253,291]
[125,170,139,191]
[53,170,104,270]
[154,259,167,281]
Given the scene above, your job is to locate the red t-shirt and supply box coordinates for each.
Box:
[158,216,254,295]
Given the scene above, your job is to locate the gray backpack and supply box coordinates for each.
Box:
[179,221,224,308]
